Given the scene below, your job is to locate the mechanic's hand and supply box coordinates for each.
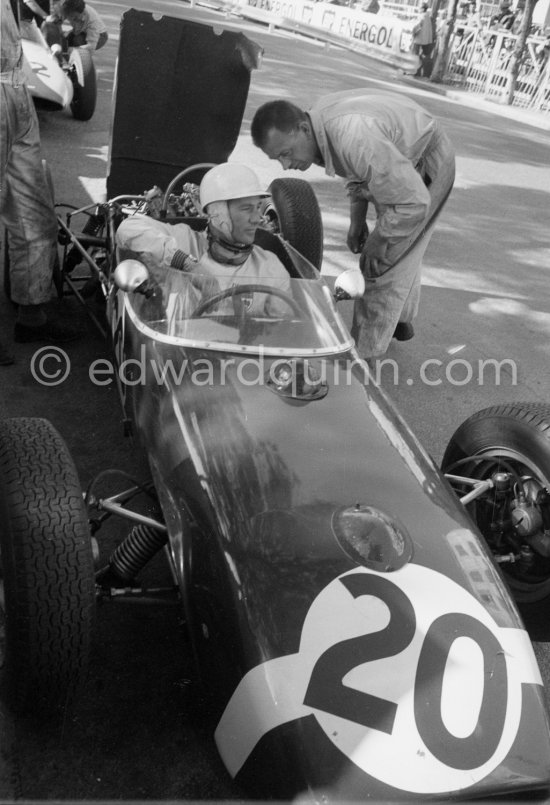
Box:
[359,233,391,278]
[347,222,369,254]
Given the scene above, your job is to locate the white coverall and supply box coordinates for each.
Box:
[308,89,455,358]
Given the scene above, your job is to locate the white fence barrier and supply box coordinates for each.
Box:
[443,27,550,113]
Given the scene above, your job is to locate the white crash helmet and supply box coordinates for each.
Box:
[199,163,270,247]
[199,163,270,211]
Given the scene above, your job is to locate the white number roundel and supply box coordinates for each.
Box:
[301,562,535,793]
[215,554,540,795]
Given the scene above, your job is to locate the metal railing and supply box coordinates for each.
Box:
[445,26,550,113]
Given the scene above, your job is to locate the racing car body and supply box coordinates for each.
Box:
[107,248,550,801]
[1,8,550,803]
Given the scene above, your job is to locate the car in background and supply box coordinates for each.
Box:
[20,18,97,120]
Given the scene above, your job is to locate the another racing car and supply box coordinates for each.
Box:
[1,9,550,802]
[21,18,97,120]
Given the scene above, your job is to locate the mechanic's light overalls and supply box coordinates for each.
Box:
[350,122,455,359]
[0,0,58,306]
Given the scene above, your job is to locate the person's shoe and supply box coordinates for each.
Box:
[14,319,82,343]
[393,322,415,341]
[0,341,15,365]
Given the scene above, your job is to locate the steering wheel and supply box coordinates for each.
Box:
[161,162,217,214]
[192,283,303,318]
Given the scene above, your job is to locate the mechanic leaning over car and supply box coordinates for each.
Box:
[115,163,290,317]
[42,0,108,52]
[0,0,80,365]
[251,91,455,359]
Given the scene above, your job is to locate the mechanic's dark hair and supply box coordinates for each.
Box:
[62,0,85,13]
[251,101,307,148]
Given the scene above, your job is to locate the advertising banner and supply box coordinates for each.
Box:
[233,0,420,71]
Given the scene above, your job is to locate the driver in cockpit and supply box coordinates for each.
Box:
[115,163,290,318]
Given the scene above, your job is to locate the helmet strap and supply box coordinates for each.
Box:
[207,230,253,266]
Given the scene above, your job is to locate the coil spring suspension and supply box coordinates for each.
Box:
[108,523,168,584]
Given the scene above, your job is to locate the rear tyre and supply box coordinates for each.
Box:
[70,47,97,121]
[0,418,95,717]
[266,178,323,270]
[442,403,550,608]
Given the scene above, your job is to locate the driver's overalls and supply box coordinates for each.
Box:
[115,215,291,318]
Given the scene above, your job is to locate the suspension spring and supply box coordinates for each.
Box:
[109,523,168,582]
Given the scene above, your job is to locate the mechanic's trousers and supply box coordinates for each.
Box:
[0,75,58,306]
[351,124,455,359]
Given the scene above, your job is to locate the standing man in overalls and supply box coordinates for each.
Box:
[251,90,455,359]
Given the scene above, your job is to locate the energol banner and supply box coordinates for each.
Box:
[233,0,420,71]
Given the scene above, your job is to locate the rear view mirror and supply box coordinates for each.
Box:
[334,269,365,302]
[114,259,150,293]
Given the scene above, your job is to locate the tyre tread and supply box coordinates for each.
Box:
[268,178,324,269]
[0,418,95,716]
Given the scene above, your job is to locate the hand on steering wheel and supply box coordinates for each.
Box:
[191,283,302,318]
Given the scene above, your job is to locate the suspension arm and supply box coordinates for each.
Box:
[444,474,494,505]
[97,498,167,532]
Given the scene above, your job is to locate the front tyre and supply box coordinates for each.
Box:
[265,178,323,270]
[70,46,97,121]
[442,403,550,608]
[0,418,95,717]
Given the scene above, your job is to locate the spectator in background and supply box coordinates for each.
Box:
[466,0,482,27]
[363,0,380,13]
[535,34,550,67]
[534,34,550,89]
[411,2,434,77]
[456,0,481,36]
[511,1,525,34]
[489,0,516,30]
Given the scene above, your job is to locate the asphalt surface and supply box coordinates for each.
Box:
[0,1,549,800]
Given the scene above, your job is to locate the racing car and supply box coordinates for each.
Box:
[20,17,97,120]
[2,9,550,802]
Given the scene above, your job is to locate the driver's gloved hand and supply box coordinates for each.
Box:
[136,279,161,300]
[191,274,220,299]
